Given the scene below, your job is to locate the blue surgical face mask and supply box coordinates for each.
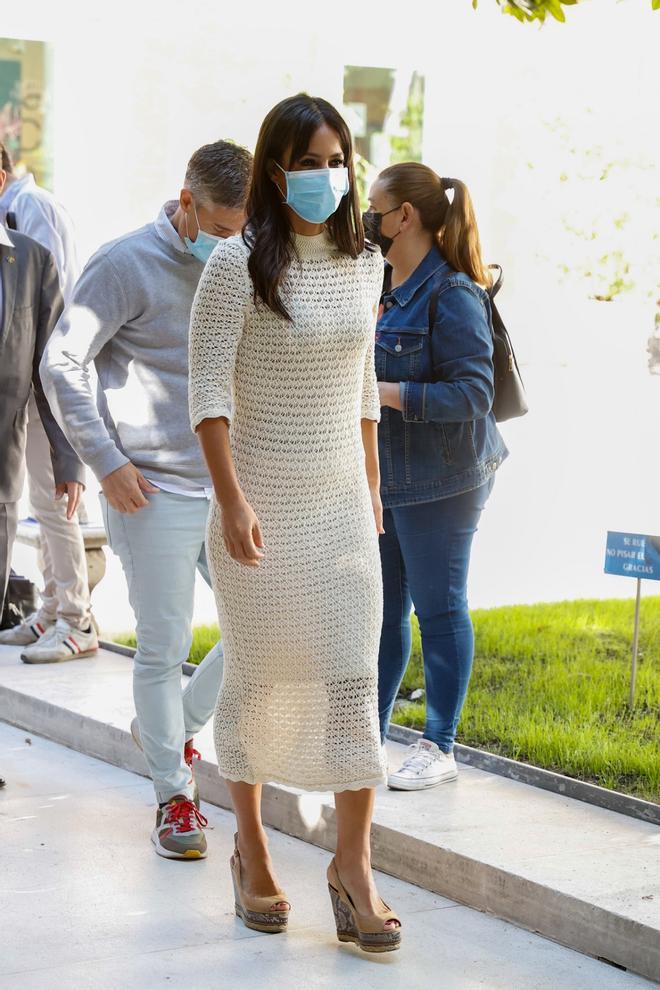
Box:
[184,203,222,263]
[276,163,350,224]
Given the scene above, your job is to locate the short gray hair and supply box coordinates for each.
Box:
[184,139,252,209]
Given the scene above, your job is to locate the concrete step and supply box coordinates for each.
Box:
[0,643,658,983]
[4,720,655,990]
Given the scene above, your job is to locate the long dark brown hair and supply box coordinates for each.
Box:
[378,162,491,287]
[244,94,365,320]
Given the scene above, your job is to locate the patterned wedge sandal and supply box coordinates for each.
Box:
[327,858,402,953]
[230,834,290,934]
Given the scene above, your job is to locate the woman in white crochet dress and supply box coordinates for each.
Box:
[189,94,401,952]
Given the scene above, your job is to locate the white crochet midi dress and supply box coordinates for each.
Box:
[188,231,387,792]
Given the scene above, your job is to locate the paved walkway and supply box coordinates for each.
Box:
[1,721,654,990]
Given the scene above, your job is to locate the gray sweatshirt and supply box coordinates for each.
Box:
[40,203,212,489]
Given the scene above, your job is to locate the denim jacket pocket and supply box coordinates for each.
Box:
[437,422,478,468]
[438,424,453,465]
[376,328,425,383]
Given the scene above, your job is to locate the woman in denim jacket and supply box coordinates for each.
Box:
[363,163,508,791]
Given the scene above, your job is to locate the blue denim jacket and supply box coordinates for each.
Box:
[376,245,508,507]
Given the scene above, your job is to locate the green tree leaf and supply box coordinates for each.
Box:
[486,0,579,22]
[547,0,567,21]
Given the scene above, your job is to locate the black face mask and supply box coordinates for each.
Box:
[362,205,402,257]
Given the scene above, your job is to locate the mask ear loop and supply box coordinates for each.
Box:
[184,201,200,240]
[274,162,290,205]
[387,204,405,244]
[192,201,203,237]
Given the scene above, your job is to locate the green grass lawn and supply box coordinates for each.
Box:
[114,597,660,802]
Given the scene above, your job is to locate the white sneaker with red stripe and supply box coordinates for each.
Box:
[0,611,55,646]
[20,618,98,664]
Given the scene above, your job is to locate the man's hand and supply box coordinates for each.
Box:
[55,481,85,520]
[101,463,159,514]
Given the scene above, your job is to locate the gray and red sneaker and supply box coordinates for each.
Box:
[152,796,208,860]
[0,611,55,646]
[130,717,202,807]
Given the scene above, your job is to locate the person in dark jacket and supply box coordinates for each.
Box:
[0,166,85,620]
[363,162,508,791]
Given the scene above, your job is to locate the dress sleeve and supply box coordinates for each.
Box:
[188,238,252,432]
[361,335,380,422]
[361,251,384,421]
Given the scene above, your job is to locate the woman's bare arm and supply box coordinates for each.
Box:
[361,418,384,535]
[197,417,264,567]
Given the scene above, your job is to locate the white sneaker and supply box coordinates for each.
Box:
[388,740,458,791]
[0,611,56,646]
[21,618,98,664]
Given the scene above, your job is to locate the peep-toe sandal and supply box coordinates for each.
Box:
[327,858,402,953]
[230,833,290,934]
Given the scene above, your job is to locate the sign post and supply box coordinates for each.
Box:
[629,578,641,709]
[604,531,660,709]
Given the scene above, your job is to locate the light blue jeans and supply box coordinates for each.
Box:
[100,490,224,803]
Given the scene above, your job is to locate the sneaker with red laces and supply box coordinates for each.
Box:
[184,738,202,771]
[130,717,201,807]
[152,796,208,860]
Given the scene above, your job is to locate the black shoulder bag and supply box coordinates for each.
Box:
[428,264,528,423]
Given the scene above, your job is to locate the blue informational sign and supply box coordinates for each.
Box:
[604,532,660,581]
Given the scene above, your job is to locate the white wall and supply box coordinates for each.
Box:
[5,0,659,632]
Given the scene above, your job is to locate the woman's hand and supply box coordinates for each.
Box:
[370,486,385,536]
[378,381,403,411]
[220,495,265,567]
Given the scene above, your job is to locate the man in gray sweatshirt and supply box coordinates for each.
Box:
[41,140,252,860]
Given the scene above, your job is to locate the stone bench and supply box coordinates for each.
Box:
[15,518,108,593]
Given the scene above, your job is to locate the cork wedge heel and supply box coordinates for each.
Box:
[326,858,402,953]
[230,834,290,934]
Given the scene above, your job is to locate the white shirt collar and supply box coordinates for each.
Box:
[0,224,14,248]
[154,200,190,255]
[0,173,35,209]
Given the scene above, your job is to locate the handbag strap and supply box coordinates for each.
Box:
[428,263,502,337]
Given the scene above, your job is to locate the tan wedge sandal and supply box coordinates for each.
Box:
[327,858,402,953]
[230,834,290,934]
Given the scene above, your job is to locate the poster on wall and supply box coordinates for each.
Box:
[0,37,53,189]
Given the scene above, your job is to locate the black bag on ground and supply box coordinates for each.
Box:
[0,570,39,629]
[429,264,528,423]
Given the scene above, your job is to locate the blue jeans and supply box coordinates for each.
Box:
[378,478,494,752]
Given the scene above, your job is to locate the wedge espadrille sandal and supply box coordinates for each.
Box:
[327,858,402,953]
[230,834,290,934]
